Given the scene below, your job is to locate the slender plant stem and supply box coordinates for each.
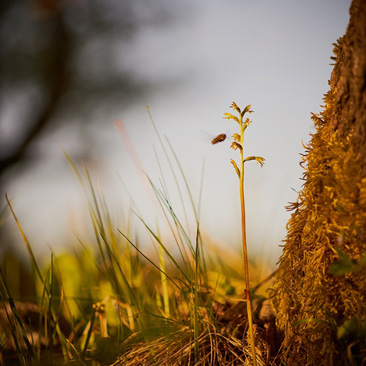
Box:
[239,122,257,366]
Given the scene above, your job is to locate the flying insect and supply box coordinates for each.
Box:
[211,133,227,145]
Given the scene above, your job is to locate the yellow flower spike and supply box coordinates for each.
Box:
[215,102,264,366]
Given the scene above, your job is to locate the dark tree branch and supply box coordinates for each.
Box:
[0,12,71,177]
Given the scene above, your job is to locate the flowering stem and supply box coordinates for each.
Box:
[220,102,264,365]
[239,120,257,366]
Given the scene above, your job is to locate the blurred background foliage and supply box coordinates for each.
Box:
[0,0,176,179]
[0,0,352,275]
[0,0,181,266]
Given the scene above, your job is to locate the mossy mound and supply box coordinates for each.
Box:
[272,0,366,365]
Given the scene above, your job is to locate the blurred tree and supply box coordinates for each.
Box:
[0,0,179,259]
[0,0,173,179]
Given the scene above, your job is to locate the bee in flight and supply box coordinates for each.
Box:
[211,133,227,145]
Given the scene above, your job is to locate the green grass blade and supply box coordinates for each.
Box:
[81,312,96,358]
[0,268,35,360]
[153,144,170,204]
[146,107,191,233]
[133,213,191,286]
[64,152,109,275]
[146,176,194,260]
[99,232,139,307]
[0,290,27,366]
[194,225,200,363]
[165,137,199,224]
[5,195,45,288]
[118,230,185,293]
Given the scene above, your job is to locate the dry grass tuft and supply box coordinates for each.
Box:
[111,302,275,366]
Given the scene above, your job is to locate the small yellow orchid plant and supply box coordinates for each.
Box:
[221,102,265,366]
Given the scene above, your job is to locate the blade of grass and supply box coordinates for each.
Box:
[81,312,96,358]
[5,195,45,288]
[146,176,194,260]
[0,291,27,366]
[133,213,191,286]
[146,107,191,235]
[99,231,139,308]
[0,268,35,361]
[117,230,185,293]
[194,224,200,364]
[155,225,170,319]
[63,152,109,275]
[3,197,71,362]
[165,137,199,225]
[147,177,193,268]
[165,138,209,282]
[153,144,171,204]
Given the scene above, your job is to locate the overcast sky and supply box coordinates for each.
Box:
[3,0,352,268]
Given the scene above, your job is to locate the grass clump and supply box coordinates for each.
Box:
[1,106,276,365]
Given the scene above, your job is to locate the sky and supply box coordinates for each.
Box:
[2,0,352,268]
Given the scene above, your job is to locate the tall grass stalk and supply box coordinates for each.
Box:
[0,270,32,366]
[157,229,170,319]
[5,195,69,363]
[146,106,191,234]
